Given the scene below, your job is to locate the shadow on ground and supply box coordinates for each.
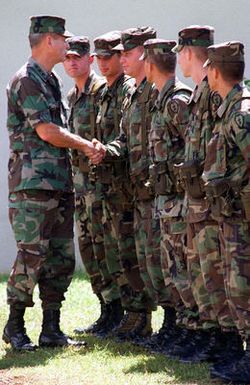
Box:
[0,331,216,385]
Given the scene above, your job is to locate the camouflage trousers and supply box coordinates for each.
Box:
[75,193,120,303]
[85,191,120,303]
[219,220,250,337]
[134,199,174,310]
[7,190,75,310]
[102,184,152,312]
[160,217,199,326]
[187,219,229,329]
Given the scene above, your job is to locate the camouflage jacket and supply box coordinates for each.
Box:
[202,83,250,215]
[7,57,73,193]
[106,78,158,191]
[67,71,105,195]
[94,73,134,185]
[184,76,221,222]
[149,77,192,218]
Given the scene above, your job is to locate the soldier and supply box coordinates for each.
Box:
[203,41,250,384]
[141,38,199,353]
[90,31,150,338]
[92,27,181,342]
[3,15,94,350]
[169,25,237,363]
[63,36,120,335]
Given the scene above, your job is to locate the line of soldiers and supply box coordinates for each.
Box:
[3,15,250,385]
[63,26,250,384]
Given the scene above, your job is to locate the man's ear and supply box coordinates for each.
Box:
[209,65,220,80]
[46,34,53,48]
[186,47,192,61]
[214,66,220,80]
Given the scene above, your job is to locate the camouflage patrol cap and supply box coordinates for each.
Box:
[113,26,157,51]
[66,36,90,57]
[172,25,214,53]
[203,41,245,67]
[29,15,72,37]
[140,38,176,60]
[93,31,121,56]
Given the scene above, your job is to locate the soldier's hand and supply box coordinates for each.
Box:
[79,140,96,157]
[89,138,106,164]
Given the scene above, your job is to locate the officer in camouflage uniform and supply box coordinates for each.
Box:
[203,41,250,383]
[63,36,120,335]
[90,31,150,338]
[96,27,179,341]
[2,15,95,351]
[141,38,200,352]
[169,26,237,363]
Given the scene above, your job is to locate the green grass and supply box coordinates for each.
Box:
[0,272,214,385]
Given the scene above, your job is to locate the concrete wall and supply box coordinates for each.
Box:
[1,0,249,272]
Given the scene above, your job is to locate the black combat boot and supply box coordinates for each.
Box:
[2,307,37,351]
[210,331,244,377]
[157,326,184,354]
[164,327,198,357]
[179,328,227,363]
[96,298,124,338]
[170,328,212,360]
[142,307,177,351]
[74,294,109,335]
[39,309,87,347]
[211,334,249,384]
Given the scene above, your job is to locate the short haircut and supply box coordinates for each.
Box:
[29,32,62,48]
[146,52,176,74]
[210,61,245,82]
[190,46,208,62]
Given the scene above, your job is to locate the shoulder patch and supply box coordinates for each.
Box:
[234,113,244,128]
[211,92,222,108]
[169,100,180,114]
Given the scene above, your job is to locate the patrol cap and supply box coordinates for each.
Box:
[203,41,245,67]
[113,26,156,51]
[93,31,121,56]
[140,38,176,60]
[172,25,214,53]
[66,36,90,57]
[29,15,72,37]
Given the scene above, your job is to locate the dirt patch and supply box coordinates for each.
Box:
[0,371,35,385]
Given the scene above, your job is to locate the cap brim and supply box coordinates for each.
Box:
[92,50,114,57]
[203,58,211,68]
[66,50,81,57]
[171,44,183,53]
[62,30,74,38]
[112,43,124,51]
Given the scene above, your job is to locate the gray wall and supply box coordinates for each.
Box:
[1,0,249,272]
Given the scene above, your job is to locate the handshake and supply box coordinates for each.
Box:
[82,138,106,165]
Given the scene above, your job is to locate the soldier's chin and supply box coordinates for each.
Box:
[123,67,132,76]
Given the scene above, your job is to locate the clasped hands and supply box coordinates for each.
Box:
[82,138,106,165]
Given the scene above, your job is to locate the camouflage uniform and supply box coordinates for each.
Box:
[3,15,90,352]
[7,56,74,310]
[66,45,120,304]
[144,40,197,324]
[183,79,224,328]
[93,32,148,312]
[106,29,175,312]
[174,27,234,331]
[203,81,250,337]
[203,41,250,385]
